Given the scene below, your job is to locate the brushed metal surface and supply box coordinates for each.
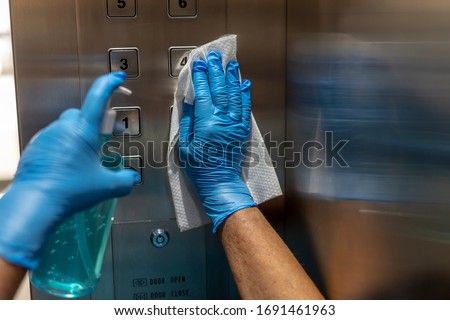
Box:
[74,0,226,223]
[113,107,141,136]
[111,221,207,300]
[168,0,198,18]
[108,48,140,78]
[286,0,450,298]
[168,46,196,78]
[106,0,137,18]
[13,0,290,300]
[10,0,81,148]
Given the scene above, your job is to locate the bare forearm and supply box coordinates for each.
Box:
[0,258,26,299]
[219,207,324,300]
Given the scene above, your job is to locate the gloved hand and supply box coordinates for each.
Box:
[179,51,256,233]
[0,72,139,269]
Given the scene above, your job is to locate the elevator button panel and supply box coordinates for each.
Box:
[123,155,143,184]
[109,48,139,78]
[107,0,137,18]
[113,107,141,136]
[112,220,207,299]
[168,46,196,78]
[168,0,198,18]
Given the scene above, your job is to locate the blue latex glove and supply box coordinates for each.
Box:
[0,72,139,269]
[179,51,257,233]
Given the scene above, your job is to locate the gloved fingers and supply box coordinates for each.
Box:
[180,101,194,147]
[29,109,77,145]
[193,59,214,119]
[114,121,125,134]
[241,80,252,130]
[59,108,81,121]
[81,72,126,127]
[28,129,43,145]
[226,60,242,121]
[26,119,61,146]
[207,51,228,111]
[101,167,140,198]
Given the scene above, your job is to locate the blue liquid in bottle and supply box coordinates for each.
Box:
[30,198,117,298]
[30,135,120,298]
[31,86,132,298]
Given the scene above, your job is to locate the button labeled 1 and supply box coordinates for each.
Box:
[123,155,143,185]
[169,46,196,78]
[107,0,137,18]
[168,0,198,18]
[109,48,139,78]
[113,107,141,136]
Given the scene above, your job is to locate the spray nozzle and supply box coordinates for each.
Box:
[101,86,132,135]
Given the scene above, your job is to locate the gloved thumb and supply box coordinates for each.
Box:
[101,168,140,198]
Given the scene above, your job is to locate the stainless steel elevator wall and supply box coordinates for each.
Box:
[11,0,450,300]
[10,0,285,299]
[286,0,450,298]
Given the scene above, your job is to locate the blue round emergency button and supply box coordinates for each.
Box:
[151,229,169,248]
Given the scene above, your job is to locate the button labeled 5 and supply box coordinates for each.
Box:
[107,0,137,18]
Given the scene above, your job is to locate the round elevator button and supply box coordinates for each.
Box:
[151,229,169,248]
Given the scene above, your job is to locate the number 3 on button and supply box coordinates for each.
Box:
[120,58,128,70]
[179,0,187,8]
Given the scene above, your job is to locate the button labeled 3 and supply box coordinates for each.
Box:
[109,48,139,78]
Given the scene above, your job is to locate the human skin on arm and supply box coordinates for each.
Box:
[0,258,26,300]
[180,52,323,299]
[220,207,324,300]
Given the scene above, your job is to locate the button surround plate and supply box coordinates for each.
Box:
[108,48,140,79]
[123,155,143,185]
[113,107,141,137]
[167,0,198,18]
[151,229,170,248]
[168,46,196,78]
[106,0,137,18]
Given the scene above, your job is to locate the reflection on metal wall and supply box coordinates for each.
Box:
[286,0,450,298]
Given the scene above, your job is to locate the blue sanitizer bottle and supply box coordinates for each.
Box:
[30,86,132,298]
